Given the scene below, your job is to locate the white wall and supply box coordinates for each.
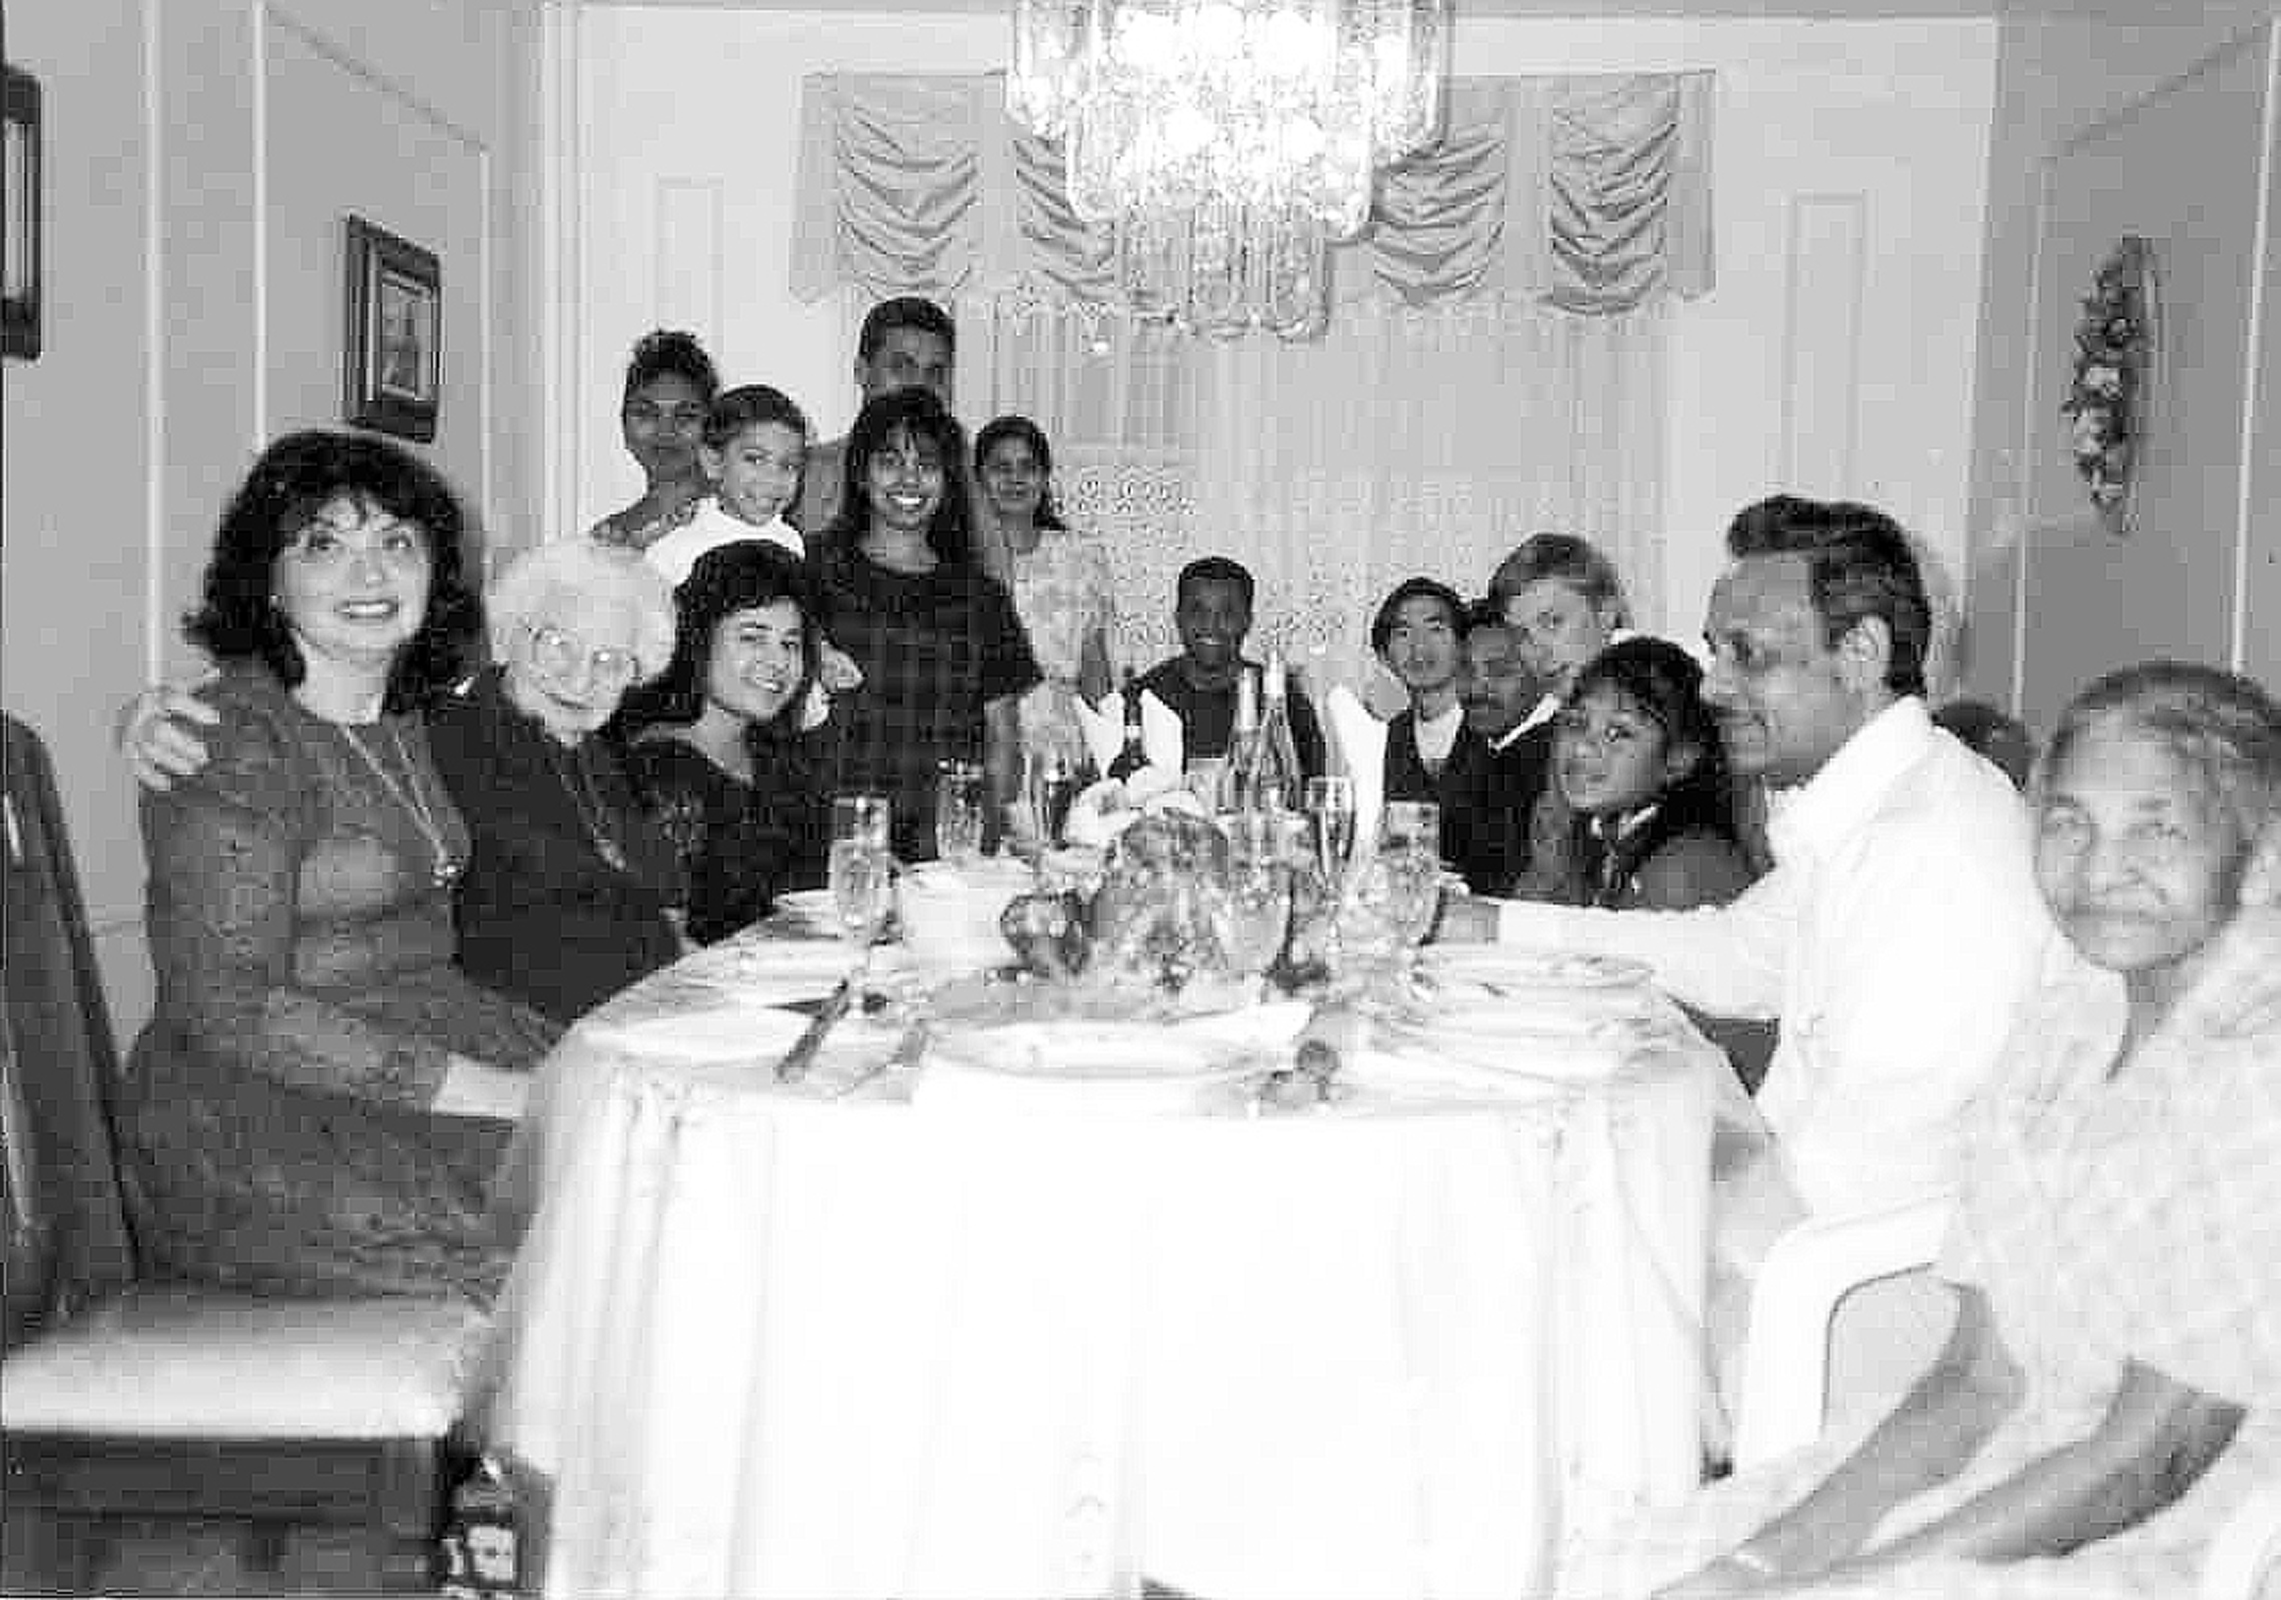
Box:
[1961,6,2279,715]
[3,0,547,1041]
[563,9,1996,647]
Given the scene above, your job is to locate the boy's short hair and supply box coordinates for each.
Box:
[1369,576,1466,656]
[858,296,956,362]
[1176,555,1256,611]
[1487,533,1631,627]
[704,384,810,451]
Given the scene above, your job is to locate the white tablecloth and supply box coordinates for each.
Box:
[482,937,1718,1600]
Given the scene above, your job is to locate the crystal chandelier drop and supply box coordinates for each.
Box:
[1010,0,1448,339]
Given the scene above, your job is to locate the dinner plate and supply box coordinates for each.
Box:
[926,1021,1263,1082]
[777,888,838,918]
[1420,947,1651,992]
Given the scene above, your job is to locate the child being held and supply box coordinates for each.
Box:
[645,384,860,715]
[644,385,809,585]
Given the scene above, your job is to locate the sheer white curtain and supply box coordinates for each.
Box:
[963,290,1670,705]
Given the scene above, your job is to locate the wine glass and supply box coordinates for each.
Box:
[1304,775,1356,887]
[1223,812,1293,981]
[1378,799,1441,865]
[934,761,986,866]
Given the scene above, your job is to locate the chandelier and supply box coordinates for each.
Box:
[1009,0,1448,338]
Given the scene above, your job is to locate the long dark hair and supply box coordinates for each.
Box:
[973,414,1068,532]
[618,543,822,751]
[185,430,480,713]
[825,388,976,570]
[1558,637,1741,907]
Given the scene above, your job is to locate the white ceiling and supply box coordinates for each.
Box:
[585,0,2192,17]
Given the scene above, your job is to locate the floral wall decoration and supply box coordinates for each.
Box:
[2059,234,2160,536]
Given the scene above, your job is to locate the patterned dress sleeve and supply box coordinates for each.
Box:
[139,699,454,1109]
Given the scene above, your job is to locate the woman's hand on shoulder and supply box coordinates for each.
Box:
[817,641,864,695]
[117,673,222,792]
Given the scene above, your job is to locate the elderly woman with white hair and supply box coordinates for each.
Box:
[424,534,686,1025]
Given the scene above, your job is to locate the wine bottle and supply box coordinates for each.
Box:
[1111,668,1145,779]
[1221,666,1262,813]
[1245,651,1304,814]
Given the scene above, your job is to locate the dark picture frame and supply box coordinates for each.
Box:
[3,64,42,361]
[342,215,440,442]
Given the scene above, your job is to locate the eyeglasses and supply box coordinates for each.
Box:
[526,623,641,692]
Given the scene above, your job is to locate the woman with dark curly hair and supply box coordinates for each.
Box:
[618,543,830,942]
[587,328,721,552]
[813,389,1040,861]
[121,431,561,1303]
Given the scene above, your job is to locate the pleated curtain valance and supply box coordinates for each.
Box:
[789,69,1715,319]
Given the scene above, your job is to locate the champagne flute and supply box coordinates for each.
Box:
[1304,775,1356,887]
[829,795,893,980]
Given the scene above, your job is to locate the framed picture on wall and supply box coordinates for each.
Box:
[342,215,440,442]
[3,63,41,361]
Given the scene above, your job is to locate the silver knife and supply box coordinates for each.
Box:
[775,976,855,1083]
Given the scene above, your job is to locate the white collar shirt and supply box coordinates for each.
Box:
[1494,696,2074,1215]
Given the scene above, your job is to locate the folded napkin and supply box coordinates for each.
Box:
[1140,689,1184,774]
[1072,693,1126,775]
[1323,685,1388,847]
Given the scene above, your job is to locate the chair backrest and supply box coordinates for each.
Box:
[2,713,137,1347]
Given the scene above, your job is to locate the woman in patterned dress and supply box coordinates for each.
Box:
[586,329,720,553]
[1570,660,2281,1600]
[123,432,561,1303]
[975,415,1114,777]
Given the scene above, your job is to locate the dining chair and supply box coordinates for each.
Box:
[1729,1193,1956,1470]
[0,712,485,1594]
[1732,1188,2281,1598]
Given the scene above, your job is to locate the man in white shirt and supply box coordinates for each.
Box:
[1444,497,2057,1223]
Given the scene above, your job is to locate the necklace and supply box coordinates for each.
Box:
[549,739,628,873]
[337,721,465,889]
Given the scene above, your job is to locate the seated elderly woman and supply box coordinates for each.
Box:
[122,431,561,1303]
[616,542,829,943]
[1573,659,2281,1600]
[427,535,686,1024]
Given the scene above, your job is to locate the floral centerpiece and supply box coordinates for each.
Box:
[2059,235,2157,533]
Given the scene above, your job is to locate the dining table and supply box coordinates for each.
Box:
[479,906,1725,1600]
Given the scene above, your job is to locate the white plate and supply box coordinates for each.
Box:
[1421,948,1652,992]
[584,1004,811,1064]
[927,1021,1261,1083]
[777,888,838,917]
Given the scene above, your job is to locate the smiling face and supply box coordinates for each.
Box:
[272,494,433,676]
[1381,593,1462,701]
[1701,554,1882,787]
[1504,578,1619,700]
[980,433,1046,527]
[704,599,807,727]
[1556,683,1686,817]
[2034,717,2252,1006]
[621,372,709,489]
[860,427,948,541]
[1174,576,1253,687]
[703,420,805,528]
[857,327,953,406]
[1460,624,1537,741]
[502,587,645,744]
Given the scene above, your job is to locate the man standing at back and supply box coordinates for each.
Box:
[1443,495,2058,1226]
[793,296,1007,578]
